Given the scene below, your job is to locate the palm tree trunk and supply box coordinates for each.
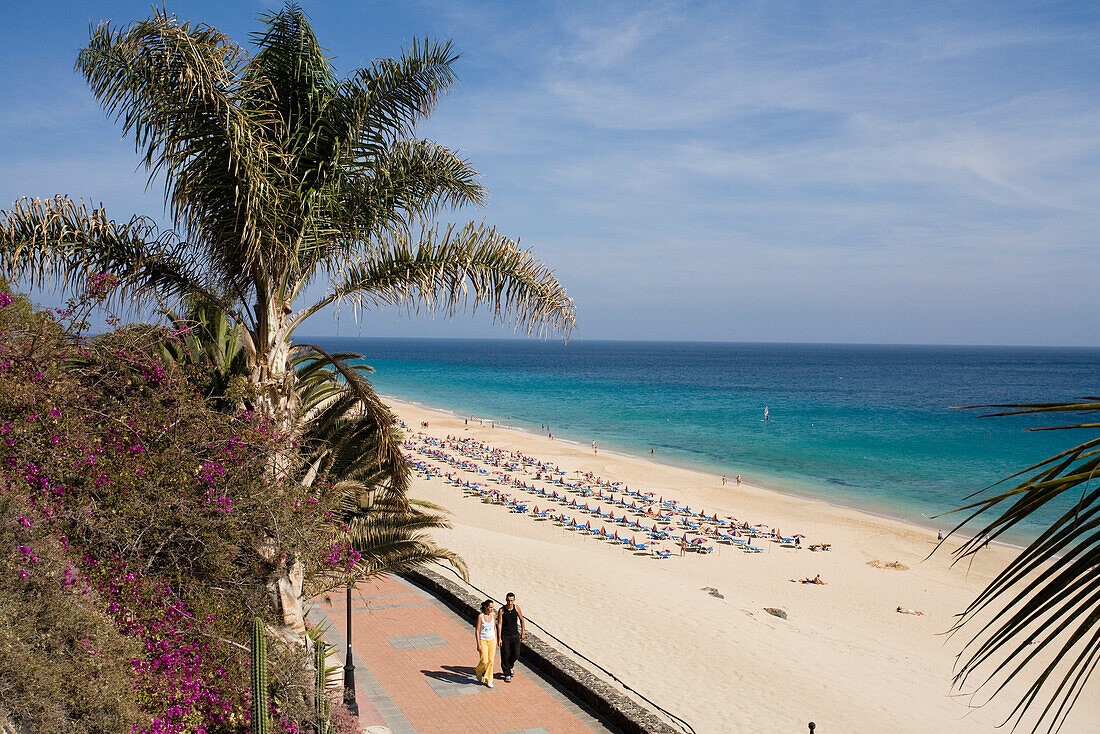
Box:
[252,289,299,440]
[253,287,308,640]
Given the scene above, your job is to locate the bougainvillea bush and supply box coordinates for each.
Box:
[0,282,355,733]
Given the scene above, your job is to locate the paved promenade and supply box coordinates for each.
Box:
[310,575,621,734]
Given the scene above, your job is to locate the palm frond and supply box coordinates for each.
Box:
[298,222,575,338]
[0,197,242,320]
[342,37,460,157]
[953,401,1100,418]
[344,503,467,581]
[941,400,1100,733]
[292,344,409,497]
[78,9,276,283]
[316,139,486,254]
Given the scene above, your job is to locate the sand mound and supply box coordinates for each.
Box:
[867,559,909,570]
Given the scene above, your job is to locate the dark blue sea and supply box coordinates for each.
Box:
[309,338,1099,541]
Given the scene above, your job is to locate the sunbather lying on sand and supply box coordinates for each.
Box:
[797,574,827,585]
[896,606,923,615]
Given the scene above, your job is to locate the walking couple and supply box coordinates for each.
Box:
[474,593,526,687]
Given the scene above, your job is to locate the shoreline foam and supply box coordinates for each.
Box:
[381,393,1026,551]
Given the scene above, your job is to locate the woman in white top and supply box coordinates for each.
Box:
[474,599,498,687]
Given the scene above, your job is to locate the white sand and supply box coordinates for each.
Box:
[391,398,1099,734]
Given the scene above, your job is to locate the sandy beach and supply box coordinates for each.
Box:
[387,397,1099,734]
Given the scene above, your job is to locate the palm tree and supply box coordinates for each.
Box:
[0,2,574,469]
[0,3,572,635]
[943,399,1100,733]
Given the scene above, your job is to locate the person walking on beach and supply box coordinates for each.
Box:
[735,475,741,486]
[497,592,526,682]
[722,475,727,486]
[474,600,498,687]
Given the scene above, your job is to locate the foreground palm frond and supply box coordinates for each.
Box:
[157,297,251,410]
[78,8,276,281]
[942,399,1100,734]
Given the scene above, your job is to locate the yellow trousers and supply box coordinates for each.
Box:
[475,638,496,684]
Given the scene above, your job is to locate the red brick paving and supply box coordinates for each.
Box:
[314,575,604,734]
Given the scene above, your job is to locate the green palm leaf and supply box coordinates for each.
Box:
[0,197,242,320]
[78,9,277,280]
[292,343,409,497]
[341,496,467,582]
[300,222,575,339]
[941,400,1100,733]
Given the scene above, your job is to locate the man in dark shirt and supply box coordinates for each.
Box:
[496,592,526,682]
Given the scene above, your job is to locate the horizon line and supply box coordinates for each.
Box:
[301,335,1100,351]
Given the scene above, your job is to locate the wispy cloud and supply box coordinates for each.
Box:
[2,0,1097,344]
[410,1,1100,343]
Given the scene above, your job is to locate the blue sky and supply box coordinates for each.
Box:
[1,1,1098,346]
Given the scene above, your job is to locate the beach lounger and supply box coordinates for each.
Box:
[654,550,673,559]
[744,545,764,553]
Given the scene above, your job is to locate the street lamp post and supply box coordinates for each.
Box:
[343,582,357,715]
[342,487,374,716]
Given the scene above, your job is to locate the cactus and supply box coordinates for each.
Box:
[314,639,330,734]
[251,618,269,734]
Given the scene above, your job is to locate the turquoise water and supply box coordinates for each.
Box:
[309,338,1100,540]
